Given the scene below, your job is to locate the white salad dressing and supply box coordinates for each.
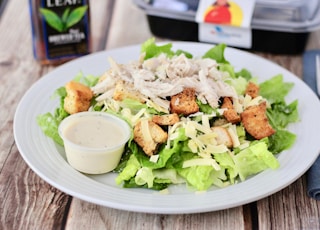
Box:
[58,112,131,174]
[64,116,125,149]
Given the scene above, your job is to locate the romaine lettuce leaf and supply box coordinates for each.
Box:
[214,152,237,184]
[219,63,235,78]
[235,68,253,81]
[141,38,193,60]
[202,43,229,64]
[73,72,99,87]
[268,130,296,154]
[226,76,248,95]
[36,113,64,146]
[267,100,299,129]
[36,86,68,145]
[177,165,215,191]
[141,38,174,60]
[120,98,159,114]
[234,141,280,181]
[260,74,294,104]
[115,154,141,185]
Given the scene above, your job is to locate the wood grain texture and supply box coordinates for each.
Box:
[257,177,320,230]
[66,198,246,230]
[0,149,71,230]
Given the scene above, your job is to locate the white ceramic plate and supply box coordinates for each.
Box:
[14,42,320,214]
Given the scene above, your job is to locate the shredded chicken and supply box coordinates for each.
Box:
[91,53,238,112]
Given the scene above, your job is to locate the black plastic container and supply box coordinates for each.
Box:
[134,0,320,54]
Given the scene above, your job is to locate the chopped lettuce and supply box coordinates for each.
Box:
[73,72,100,87]
[36,86,68,145]
[202,43,229,64]
[267,100,299,129]
[268,130,297,154]
[37,113,64,146]
[214,152,237,184]
[141,38,174,60]
[141,38,193,60]
[177,165,215,191]
[260,74,294,104]
[227,76,248,95]
[235,68,253,81]
[115,153,141,185]
[234,141,280,181]
[120,98,159,114]
[175,49,193,59]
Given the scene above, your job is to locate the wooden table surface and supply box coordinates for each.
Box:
[1,0,320,229]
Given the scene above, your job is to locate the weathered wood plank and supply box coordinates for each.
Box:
[0,149,71,230]
[257,177,320,230]
[66,198,247,230]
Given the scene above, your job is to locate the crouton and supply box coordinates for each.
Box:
[245,82,259,98]
[221,97,241,124]
[211,126,233,148]
[170,88,199,116]
[152,113,180,126]
[113,80,145,102]
[133,119,168,156]
[64,81,93,114]
[240,102,275,140]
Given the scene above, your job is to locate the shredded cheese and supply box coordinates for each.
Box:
[227,125,240,147]
[141,119,153,143]
[183,158,221,171]
[150,154,160,163]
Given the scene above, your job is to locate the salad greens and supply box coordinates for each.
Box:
[37,38,299,192]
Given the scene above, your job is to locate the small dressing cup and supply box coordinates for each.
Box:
[58,112,131,174]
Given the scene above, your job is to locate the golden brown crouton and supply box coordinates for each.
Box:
[152,113,180,126]
[64,81,93,114]
[221,97,241,124]
[245,82,260,98]
[170,88,199,116]
[113,81,145,103]
[211,126,233,148]
[240,102,275,140]
[133,119,168,156]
